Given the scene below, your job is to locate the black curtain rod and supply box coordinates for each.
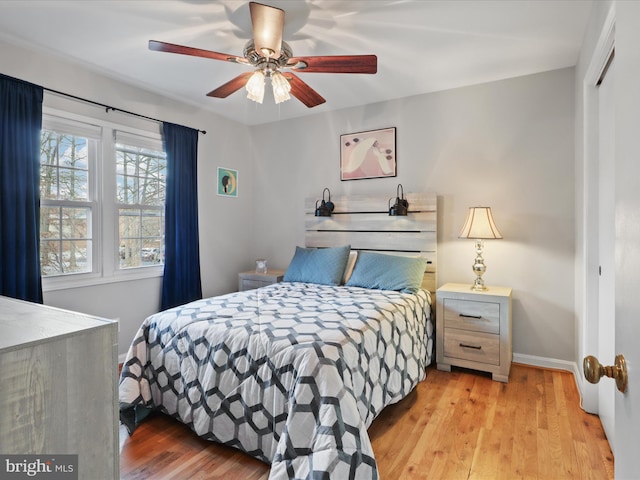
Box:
[44,86,207,135]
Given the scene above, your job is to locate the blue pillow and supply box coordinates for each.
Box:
[346,252,427,293]
[283,245,351,286]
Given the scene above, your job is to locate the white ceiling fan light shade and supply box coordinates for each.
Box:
[246,70,265,103]
[271,71,291,104]
[249,2,284,59]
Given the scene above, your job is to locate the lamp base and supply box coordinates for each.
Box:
[471,277,487,291]
[471,239,487,291]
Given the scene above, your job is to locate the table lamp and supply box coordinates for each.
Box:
[458,207,503,291]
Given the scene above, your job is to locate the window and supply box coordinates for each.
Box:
[115,132,166,269]
[39,111,165,288]
[39,119,98,277]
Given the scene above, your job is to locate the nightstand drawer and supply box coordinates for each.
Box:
[442,298,500,334]
[238,269,285,291]
[444,329,500,365]
[242,279,271,290]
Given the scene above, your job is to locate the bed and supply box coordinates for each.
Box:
[119,192,437,479]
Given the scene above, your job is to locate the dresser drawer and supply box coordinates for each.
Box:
[444,328,500,365]
[442,298,500,334]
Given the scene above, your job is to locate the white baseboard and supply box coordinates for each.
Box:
[513,353,583,400]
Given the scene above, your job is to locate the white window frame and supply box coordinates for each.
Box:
[41,108,165,292]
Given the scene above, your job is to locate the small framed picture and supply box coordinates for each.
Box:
[217,167,238,197]
[340,127,396,181]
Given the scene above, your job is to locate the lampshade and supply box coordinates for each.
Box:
[246,70,265,104]
[271,71,291,104]
[458,207,503,240]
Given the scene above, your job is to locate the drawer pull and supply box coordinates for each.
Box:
[459,313,482,319]
[459,343,482,350]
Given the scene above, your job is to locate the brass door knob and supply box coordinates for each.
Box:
[583,354,628,393]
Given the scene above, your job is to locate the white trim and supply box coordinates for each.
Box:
[42,265,163,292]
[513,353,578,373]
[584,5,616,86]
[578,3,616,415]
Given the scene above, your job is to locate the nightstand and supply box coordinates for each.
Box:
[436,283,513,382]
[238,269,285,291]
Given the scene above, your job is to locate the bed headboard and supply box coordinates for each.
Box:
[304,192,437,293]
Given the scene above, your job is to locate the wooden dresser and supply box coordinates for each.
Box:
[0,296,119,479]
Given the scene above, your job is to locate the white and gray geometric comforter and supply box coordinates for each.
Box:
[119,282,433,479]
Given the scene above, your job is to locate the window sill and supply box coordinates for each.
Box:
[42,266,163,292]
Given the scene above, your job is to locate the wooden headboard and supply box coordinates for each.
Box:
[304,192,437,292]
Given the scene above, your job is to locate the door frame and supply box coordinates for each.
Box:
[578,3,615,415]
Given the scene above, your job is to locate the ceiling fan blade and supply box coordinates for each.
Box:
[287,55,377,74]
[283,73,326,108]
[207,72,254,98]
[149,40,247,64]
[249,2,284,58]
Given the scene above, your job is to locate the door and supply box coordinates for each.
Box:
[597,56,615,449]
[613,2,640,474]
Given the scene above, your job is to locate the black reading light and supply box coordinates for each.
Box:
[315,188,334,217]
[389,184,409,216]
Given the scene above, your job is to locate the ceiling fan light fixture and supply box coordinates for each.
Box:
[246,70,265,103]
[271,71,291,104]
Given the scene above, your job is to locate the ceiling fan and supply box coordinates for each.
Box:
[149,2,377,108]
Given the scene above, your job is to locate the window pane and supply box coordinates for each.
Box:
[58,167,89,201]
[119,239,141,268]
[40,132,57,165]
[40,206,60,238]
[119,209,140,238]
[140,178,161,205]
[61,240,90,274]
[141,210,162,237]
[141,240,163,265]
[118,208,164,269]
[39,189,92,278]
[40,166,58,200]
[61,208,89,239]
[58,135,88,169]
[40,239,62,276]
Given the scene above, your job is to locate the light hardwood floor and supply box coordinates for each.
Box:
[120,363,614,479]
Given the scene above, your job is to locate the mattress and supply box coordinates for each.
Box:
[119,281,433,479]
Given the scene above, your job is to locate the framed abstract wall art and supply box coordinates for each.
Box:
[217,167,238,197]
[340,127,396,181]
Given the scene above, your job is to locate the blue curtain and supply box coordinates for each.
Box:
[0,74,43,303]
[161,122,202,310]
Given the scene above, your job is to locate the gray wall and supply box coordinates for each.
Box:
[250,68,576,363]
[0,38,577,364]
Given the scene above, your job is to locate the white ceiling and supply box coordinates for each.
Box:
[0,0,593,126]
